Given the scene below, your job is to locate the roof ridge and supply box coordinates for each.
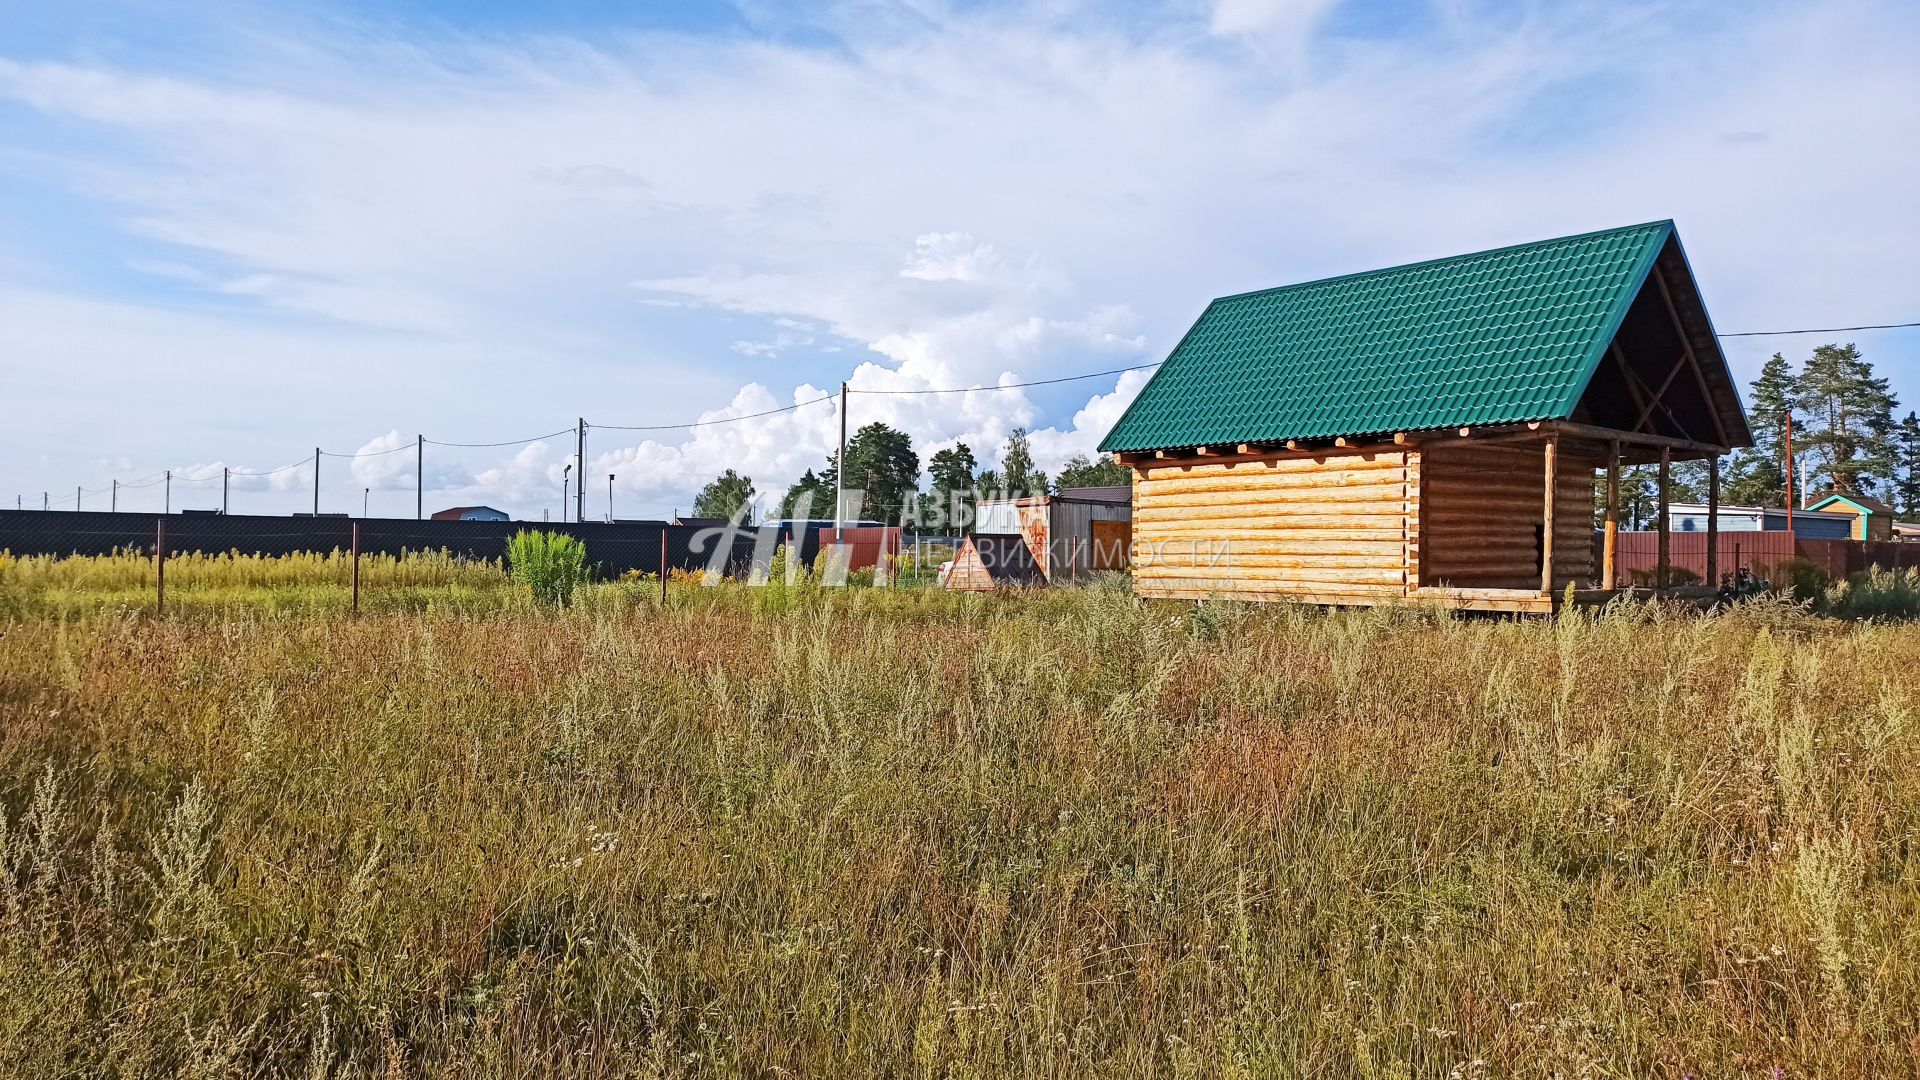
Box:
[1209,219,1674,306]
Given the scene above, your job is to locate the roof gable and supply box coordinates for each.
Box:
[1101,221,1747,453]
[1807,494,1892,515]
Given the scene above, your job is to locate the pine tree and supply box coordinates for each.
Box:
[1723,352,1796,507]
[838,422,921,523]
[924,443,978,531]
[1896,411,1920,518]
[692,469,756,522]
[777,469,832,519]
[1796,343,1898,498]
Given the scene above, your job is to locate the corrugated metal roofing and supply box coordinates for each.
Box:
[1100,221,1674,453]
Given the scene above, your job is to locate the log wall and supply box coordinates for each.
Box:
[1418,443,1595,590]
[1131,451,1412,601]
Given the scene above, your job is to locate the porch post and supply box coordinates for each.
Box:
[1656,447,1671,589]
[1541,434,1558,595]
[1602,440,1620,590]
[1705,453,1720,590]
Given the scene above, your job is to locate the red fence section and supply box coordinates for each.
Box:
[822,527,902,572]
[1603,531,1919,585]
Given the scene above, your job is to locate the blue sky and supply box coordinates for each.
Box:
[2,0,1916,518]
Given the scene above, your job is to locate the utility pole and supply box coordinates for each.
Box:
[575,418,586,524]
[164,470,171,514]
[607,473,615,523]
[562,464,571,523]
[222,468,229,514]
[363,487,370,518]
[41,492,47,511]
[416,435,424,520]
[834,381,848,537]
[76,485,81,511]
[313,447,321,516]
[112,479,118,512]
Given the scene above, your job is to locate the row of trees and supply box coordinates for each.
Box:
[690,424,1133,527]
[1617,343,1918,525]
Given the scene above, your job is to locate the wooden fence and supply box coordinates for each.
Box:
[1604,531,1919,586]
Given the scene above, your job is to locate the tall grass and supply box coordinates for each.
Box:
[1,582,1917,1075]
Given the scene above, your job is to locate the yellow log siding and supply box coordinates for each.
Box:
[1132,452,1411,601]
[1417,443,1595,591]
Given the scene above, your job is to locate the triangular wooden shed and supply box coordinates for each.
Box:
[1100,221,1752,612]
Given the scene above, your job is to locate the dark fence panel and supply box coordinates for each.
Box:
[0,510,839,579]
[1602,530,1919,584]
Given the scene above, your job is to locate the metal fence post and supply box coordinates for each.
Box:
[350,521,361,614]
[659,529,668,603]
[155,517,166,614]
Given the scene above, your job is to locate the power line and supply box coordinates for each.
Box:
[593,394,837,431]
[320,441,417,458]
[1717,321,1920,338]
[425,427,576,448]
[848,362,1162,395]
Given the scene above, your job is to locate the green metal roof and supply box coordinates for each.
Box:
[1100,221,1675,453]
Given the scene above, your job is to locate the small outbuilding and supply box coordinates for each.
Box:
[1099,220,1753,612]
[944,534,1046,591]
[431,505,510,522]
[973,488,1133,582]
[1666,502,1855,540]
[1803,494,1895,541]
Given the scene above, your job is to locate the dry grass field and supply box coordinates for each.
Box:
[1,554,1918,1076]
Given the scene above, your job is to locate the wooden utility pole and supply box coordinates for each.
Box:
[1540,435,1558,595]
[1705,454,1720,590]
[1602,441,1620,590]
[1656,447,1671,589]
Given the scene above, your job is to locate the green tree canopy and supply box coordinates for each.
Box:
[1896,411,1920,518]
[924,443,978,531]
[1055,453,1131,490]
[997,428,1047,497]
[778,469,832,519]
[692,469,756,522]
[1724,352,1796,507]
[838,422,921,523]
[1796,343,1899,498]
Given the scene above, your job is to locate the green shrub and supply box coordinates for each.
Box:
[1825,566,1920,621]
[1772,557,1832,604]
[505,530,590,606]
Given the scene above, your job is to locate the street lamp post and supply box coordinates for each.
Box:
[562,464,572,523]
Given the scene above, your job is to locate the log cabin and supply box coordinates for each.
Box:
[1098,220,1753,612]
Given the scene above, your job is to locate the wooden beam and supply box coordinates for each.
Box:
[1393,432,1411,445]
[1285,440,1303,451]
[1650,264,1730,448]
[1602,440,1620,590]
[1611,343,1652,422]
[1334,437,1351,448]
[1656,446,1671,589]
[1705,452,1720,590]
[1541,434,1558,595]
[1632,351,1690,435]
[1540,420,1725,456]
